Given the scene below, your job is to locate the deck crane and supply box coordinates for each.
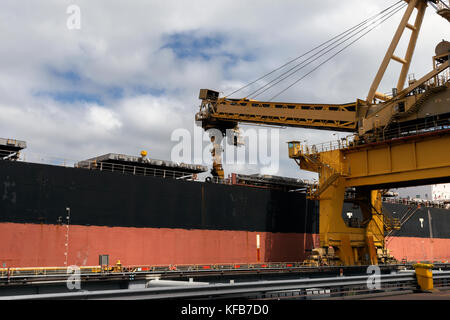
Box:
[195,0,450,265]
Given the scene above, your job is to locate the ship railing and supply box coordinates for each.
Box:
[206,176,315,191]
[0,150,203,181]
[207,176,232,185]
[0,150,315,187]
[0,150,207,182]
[1,150,79,167]
[75,160,202,181]
[383,197,450,210]
[0,149,21,161]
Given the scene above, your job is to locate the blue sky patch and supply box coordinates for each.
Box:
[48,67,82,84]
[107,86,124,100]
[131,85,165,97]
[161,32,225,60]
[35,90,103,105]
[161,31,257,81]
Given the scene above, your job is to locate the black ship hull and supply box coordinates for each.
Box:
[0,160,449,267]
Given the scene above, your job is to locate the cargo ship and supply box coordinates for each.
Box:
[1,138,449,268]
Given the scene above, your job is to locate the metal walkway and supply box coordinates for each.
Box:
[2,264,450,300]
[4,271,450,300]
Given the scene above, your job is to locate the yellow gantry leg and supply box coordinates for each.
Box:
[318,178,383,265]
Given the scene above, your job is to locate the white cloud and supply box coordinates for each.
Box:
[117,95,185,133]
[87,105,122,131]
[0,0,447,179]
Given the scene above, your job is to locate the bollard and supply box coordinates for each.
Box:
[413,263,434,291]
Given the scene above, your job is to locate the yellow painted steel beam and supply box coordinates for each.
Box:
[396,0,426,91]
[201,97,357,132]
[367,0,421,103]
[343,131,450,188]
[289,130,450,265]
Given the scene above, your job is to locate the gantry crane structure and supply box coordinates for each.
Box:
[195,0,450,265]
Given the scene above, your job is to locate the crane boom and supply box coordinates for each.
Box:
[196,89,357,133]
[197,57,449,144]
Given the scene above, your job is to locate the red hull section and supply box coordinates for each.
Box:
[386,237,450,262]
[0,223,319,268]
[1,222,449,268]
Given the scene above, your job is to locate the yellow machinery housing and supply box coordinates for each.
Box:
[195,0,450,265]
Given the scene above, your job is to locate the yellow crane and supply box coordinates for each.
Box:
[195,0,450,265]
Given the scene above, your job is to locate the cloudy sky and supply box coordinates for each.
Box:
[0,0,448,182]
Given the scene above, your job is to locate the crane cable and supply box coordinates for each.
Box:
[246,1,406,100]
[267,1,408,101]
[252,2,408,100]
[225,0,404,98]
[224,0,405,100]
[222,3,402,99]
